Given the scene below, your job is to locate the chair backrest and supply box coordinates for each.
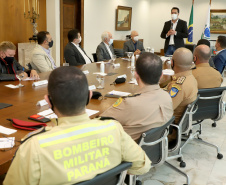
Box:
[114,48,124,58]
[75,162,132,185]
[92,53,98,62]
[193,87,226,121]
[138,116,175,166]
[184,44,196,53]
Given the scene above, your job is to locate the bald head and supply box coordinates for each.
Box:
[194,45,211,63]
[172,48,193,70]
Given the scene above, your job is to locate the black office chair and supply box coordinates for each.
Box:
[129,116,190,185]
[184,44,196,53]
[92,53,98,62]
[166,96,199,168]
[76,162,132,185]
[114,49,124,58]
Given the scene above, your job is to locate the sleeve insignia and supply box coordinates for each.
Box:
[113,97,123,107]
[172,84,181,90]
[176,76,186,84]
[169,87,179,98]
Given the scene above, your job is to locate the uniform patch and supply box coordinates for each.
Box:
[113,97,123,107]
[176,76,186,84]
[172,84,181,90]
[169,87,179,98]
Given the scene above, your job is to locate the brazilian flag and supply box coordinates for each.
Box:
[186,2,194,44]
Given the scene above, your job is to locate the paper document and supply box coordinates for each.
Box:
[83,70,89,74]
[86,109,99,116]
[38,109,54,116]
[108,90,131,96]
[162,69,175,76]
[0,126,17,135]
[0,137,15,149]
[22,77,40,81]
[37,99,48,106]
[5,84,19,89]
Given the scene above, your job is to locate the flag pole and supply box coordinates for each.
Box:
[210,0,211,5]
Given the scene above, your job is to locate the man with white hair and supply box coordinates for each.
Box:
[96,31,115,61]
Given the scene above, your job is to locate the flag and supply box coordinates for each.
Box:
[201,4,211,40]
[186,1,194,44]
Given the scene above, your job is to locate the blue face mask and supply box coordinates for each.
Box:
[108,39,113,45]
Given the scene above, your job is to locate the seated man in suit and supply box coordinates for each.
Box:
[165,48,198,142]
[100,53,173,142]
[32,31,57,73]
[213,35,226,74]
[123,30,145,56]
[0,41,39,81]
[160,7,188,56]
[64,29,92,66]
[96,31,115,61]
[4,66,151,185]
[196,39,215,68]
[192,44,222,89]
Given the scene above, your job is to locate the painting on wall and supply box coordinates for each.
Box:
[115,6,132,31]
[210,9,226,34]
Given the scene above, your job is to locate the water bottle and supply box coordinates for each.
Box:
[100,62,105,73]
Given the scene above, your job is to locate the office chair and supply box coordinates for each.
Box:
[129,116,190,185]
[92,53,98,62]
[76,162,132,185]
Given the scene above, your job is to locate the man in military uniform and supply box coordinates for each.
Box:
[166,48,198,124]
[192,45,222,89]
[100,53,173,142]
[4,67,151,185]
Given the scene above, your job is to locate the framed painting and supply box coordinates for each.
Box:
[210,9,226,34]
[115,6,132,31]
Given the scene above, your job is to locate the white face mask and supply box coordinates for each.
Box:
[108,38,113,45]
[77,36,82,44]
[133,36,139,42]
[171,14,178,20]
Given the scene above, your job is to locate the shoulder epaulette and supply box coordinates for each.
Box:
[176,76,186,84]
[122,93,141,98]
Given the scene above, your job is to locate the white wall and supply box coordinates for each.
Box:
[46,0,60,67]
[84,0,226,59]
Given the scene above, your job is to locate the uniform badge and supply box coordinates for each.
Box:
[172,84,181,90]
[113,97,123,107]
[169,87,179,98]
[176,76,186,84]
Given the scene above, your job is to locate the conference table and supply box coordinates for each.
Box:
[0,57,170,176]
[0,58,137,175]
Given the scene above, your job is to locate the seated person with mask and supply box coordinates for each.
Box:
[96,31,115,61]
[64,29,92,66]
[123,30,145,56]
[100,53,173,142]
[32,31,57,73]
[4,66,151,185]
[0,41,39,81]
[192,44,222,89]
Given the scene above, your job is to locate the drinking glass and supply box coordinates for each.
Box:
[112,55,116,64]
[16,70,25,87]
[126,52,133,61]
[96,74,104,89]
[130,67,135,81]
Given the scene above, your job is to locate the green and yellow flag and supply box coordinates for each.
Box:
[186,0,194,44]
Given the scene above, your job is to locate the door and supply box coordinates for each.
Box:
[60,0,84,66]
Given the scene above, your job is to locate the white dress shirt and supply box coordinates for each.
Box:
[71,42,91,64]
[103,42,113,59]
[168,19,179,45]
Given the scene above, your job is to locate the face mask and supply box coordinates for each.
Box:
[48,40,54,48]
[4,56,14,63]
[171,14,178,20]
[133,36,139,42]
[78,36,82,44]
[171,59,175,70]
[108,38,113,45]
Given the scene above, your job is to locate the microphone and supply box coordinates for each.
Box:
[170,22,173,30]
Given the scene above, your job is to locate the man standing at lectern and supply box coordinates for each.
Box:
[161,7,188,56]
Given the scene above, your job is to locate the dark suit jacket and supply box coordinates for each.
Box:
[96,42,115,61]
[64,42,92,66]
[213,49,226,74]
[123,39,145,56]
[161,19,188,53]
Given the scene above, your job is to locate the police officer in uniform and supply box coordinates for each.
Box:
[192,45,222,89]
[4,67,151,185]
[101,53,173,142]
[166,48,198,125]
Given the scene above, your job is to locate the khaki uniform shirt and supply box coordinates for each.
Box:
[166,70,198,124]
[192,63,223,89]
[4,114,151,185]
[100,85,173,142]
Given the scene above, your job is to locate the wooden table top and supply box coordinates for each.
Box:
[0,57,170,175]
